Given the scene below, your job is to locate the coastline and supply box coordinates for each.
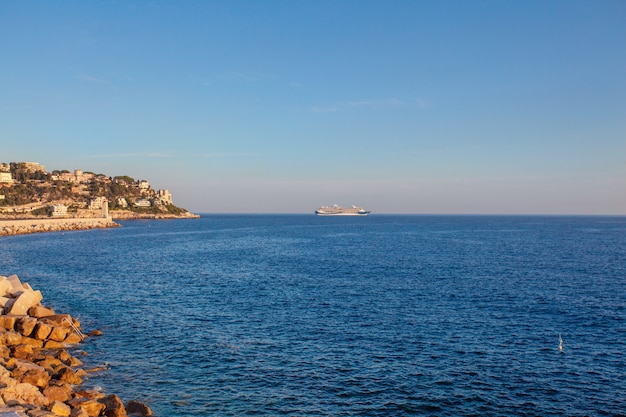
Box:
[0,212,199,237]
[0,218,120,237]
[0,274,152,416]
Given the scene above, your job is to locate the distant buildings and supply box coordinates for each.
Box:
[0,172,13,184]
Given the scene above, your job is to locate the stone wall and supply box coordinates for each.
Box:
[0,218,119,237]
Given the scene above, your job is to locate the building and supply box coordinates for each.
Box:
[156,189,173,205]
[116,197,128,208]
[20,162,46,173]
[89,196,108,210]
[133,198,151,207]
[49,204,68,217]
[0,172,13,184]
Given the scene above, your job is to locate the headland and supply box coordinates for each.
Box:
[0,161,198,237]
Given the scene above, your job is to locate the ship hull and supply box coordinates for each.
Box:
[315,206,371,216]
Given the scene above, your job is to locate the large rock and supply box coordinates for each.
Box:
[47,326,69,343]
[6,290,43,316]
[67,399,105,417]
[19,367,50,388]
[32,322,53,341]
[125,400,152,416]
[42,382,73,403]
[15,317,37,337]
[99,394,127,417]
[0,277,11,298]
[0,382,50,407]
[55,366,82,385]
[49,400,71,416]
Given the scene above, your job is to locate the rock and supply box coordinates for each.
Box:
[86,330,102,337]
[49,400,71,416]
[0,278,12,298]
[6,291,43,316]
[32,323,53,341]
[10,345,34,360]
[15,318,37,338]
[42,383,73,403]
[46,327,69,343]
[69,407,90,417]
[0,382,50,407]
[62,333,82,345]
[0,315,19,331]
[66,399,105,417]
[20,368,50,388]
[18,337,44,349]
[0,331,22,346]
[125,400,152,416]
[54,366,82,386]
[27,306,55,319]
[99,394,127,417]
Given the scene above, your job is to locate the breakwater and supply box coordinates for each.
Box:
[0,274,151,417]
[0,218,119,237]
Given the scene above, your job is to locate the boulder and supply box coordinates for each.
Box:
[19,367,50,388]
[0,278,11,298]
[0,315,19,331]
[49,400,71,416]
[69,407,91,417]
[99,394,127,417]
[32,322,53,341]
[28,306,56,319]
[10,345,34,360]
[6,290,43,316]
[125,400,152,416]
[67,399,105,417]
[42,382,73,403]
[15,317,37,337]
[55,366,82,385]
[47,327,69,343]
[0,382,50,407]
[63,332,83,345]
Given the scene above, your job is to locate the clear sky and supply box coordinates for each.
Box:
[1,1,625,214]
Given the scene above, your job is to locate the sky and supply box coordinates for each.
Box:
[1,1,625,214]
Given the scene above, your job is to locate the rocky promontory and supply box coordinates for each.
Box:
[0,274,152,417]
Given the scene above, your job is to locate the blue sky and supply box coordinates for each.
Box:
[1,1,624,214]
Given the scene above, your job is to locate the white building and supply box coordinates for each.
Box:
[89,196,108,210]
[134,198,151,207]
[49,204,68,217]
[0,172,13,184]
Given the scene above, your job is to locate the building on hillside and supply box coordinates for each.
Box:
[57,169,94,183]
[137,180,150,193]
[20,162,46,173]
[0,172,13,184]
[116,197,128,208]
[89,196,108,210]
[133,198,151,208]
[155,189,173,205]
[0,163,10,172]
[49,204,68,217]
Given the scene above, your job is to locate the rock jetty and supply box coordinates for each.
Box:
[0,219,120,237]
[0,274,152,417]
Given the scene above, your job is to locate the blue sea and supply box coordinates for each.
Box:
[1,215,625,416]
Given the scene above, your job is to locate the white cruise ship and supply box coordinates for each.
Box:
[315,204,371,216]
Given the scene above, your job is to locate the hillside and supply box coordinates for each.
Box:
[0,161,198,219]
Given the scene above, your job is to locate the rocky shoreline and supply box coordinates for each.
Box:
[0,274,152,417]
[0,212,200,237]
[0,219,120,237]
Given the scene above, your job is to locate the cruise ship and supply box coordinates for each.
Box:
[315,204,371,216]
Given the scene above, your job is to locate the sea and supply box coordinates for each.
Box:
[0,215,625,416]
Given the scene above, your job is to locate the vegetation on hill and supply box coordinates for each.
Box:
[0,162,190,217]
